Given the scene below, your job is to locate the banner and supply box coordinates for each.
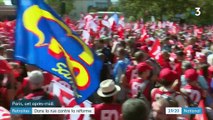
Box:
[15,0,103,104]
[52,81,91,120]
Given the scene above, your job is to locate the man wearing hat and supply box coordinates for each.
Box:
[151,68,189,119]
[181,69,203,104]
[129,62,152,101]
[151,68,188,107]
[180,61,208,90]
[91,79,121,120]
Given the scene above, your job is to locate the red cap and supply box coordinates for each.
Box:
[184,69,198,82]
[137,62,152,73]
[159,68,178,83]
[0,59,12,74]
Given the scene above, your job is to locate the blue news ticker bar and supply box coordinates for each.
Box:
[182,107,202,114]
[10,107,32,114]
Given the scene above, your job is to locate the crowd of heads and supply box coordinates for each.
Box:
[0,15,213,120]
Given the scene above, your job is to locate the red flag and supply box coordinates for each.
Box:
[103,14,109,20]
[139,26,148,42]
[117,24,125,39]
[108,14,119,32]
[194,100,208,120]
[118,16,125,28]
[0,107,10,120]
[101,19,110,28]
[82,30,90,44]
[149,39,161,60]
[64,16,72,24]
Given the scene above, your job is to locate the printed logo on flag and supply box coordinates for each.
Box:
[15,0,103,104]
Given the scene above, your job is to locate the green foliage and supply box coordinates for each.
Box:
[45,0,74,15]
[118,0,213,25]
[88,8,97,13]
[0,0,4,5]
[128,16,136,22]
[108,5,120,12]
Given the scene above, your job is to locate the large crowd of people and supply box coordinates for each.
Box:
[0,14,213,120]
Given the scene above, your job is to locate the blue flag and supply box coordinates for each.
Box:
[15,0,103,104]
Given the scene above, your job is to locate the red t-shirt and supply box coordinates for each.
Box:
[125,65,138,84]
[129,78,151,100]
[91,103,121,120]
[174,61,182,78]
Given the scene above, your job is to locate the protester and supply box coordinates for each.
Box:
[174,51,185,77]
[1,11,213,120]
[97,52,112,82]
[151,97,178,120]
[151,68,188,108]
[113,48,130,84]
[181,61,209,90]
[181,69,204,105]
[11,70,64,120]
[122,98,150,120]
[91,79,121,120]
[129,62,152,101]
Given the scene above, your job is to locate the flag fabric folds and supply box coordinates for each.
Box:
[194,99,208,120]
[15,0,103,104]
[0,107,10,120]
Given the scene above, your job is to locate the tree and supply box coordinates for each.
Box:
[108,5,120,12]
[118,0,213,25]
[0,0,4,5]
[45,0,74,15]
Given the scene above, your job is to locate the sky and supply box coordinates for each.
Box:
[3,0,12,5]
[111,0,119,2]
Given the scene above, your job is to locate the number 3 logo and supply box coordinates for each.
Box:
[195,7,201,16]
